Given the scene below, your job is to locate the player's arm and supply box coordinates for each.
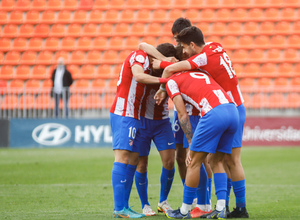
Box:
[138,42,177,62]
[131,64,167,84]
[162,60,192,79]
[155,61,192,105]
[173,94,192,145]
[172,94,193,166]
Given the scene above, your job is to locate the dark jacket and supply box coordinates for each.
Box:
[51,67,73,97]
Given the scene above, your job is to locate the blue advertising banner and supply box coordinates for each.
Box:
[10,119,112,148]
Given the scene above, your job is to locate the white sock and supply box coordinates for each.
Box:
[180,203,192,215]
[216,199,226,211]
[196,205,206,211]
[205,204,212,212]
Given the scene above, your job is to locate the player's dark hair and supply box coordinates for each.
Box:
[175,45,183,61]
[177,26,205,47]
[156,43,177,58]
[152,43,176,77]
[171,17,192,35]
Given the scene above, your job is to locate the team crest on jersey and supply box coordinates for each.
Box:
[129,139,133,146]
[136,55,145,63]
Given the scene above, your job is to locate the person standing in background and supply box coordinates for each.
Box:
[51,57,73,118]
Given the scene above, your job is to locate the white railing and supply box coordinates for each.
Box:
[0,87,300,118]
[0,87,116,118]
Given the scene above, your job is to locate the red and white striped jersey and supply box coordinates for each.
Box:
[166,71,233,117]
[110,50,150,119]
[174,104,200,116]
[140,84,169,120]
[187,42,244,106]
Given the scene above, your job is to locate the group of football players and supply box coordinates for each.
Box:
[110,17,249,219]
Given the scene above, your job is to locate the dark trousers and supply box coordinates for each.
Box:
[54,92,69,118]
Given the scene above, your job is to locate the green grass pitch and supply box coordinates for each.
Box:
[0,147,300,220]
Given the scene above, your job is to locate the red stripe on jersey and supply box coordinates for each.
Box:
[187,42,244,106]
[110,50,150,119]
[166,71,233,117]
[140,84,169,120]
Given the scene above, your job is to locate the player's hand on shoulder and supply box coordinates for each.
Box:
[164,56,178,63]
[154,89,167,105]
[152,59,161,69]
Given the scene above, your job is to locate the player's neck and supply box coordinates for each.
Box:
[197,44,205,53]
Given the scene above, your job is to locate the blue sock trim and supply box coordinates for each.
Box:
[124,164,136,209]
[112,162,127,211]
[160,167,175,203]
[183,185,197,205]
[214,173,227,201]
[226,178,232,206]
[135,171,149,208]
[197,164,208,205]
[232,179,246,207]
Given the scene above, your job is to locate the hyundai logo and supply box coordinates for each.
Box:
[32,123,71,146]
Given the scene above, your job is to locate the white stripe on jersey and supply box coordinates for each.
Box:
[185,104,196,115]
[117,63,125,87]
[114,97,125,115]
[199,97,213,114]
[226,91,236,106]
[138,85,146,120]
[125,77,138,118]
[237,85,244,103]
[143,56,150,71]
[181,93,202,115]
[213,89,230,104]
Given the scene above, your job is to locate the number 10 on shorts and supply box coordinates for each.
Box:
[129,126,137,139]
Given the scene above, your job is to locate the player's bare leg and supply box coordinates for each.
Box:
[176,143,187,182]
[114,149,131,164]
[185,151,208,187]
[208,151,226,174]
[159,149,175,170]
[204,157,212,178]
[225,147,245,181]
[136,156,148,173]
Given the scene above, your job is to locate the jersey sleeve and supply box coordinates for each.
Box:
[187,53,208,69]
[166,79,181,100]
[129,50,148,68]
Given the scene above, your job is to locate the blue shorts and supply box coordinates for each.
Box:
[232,104,246,148]
[190,104,239,154]
[183,115,200,149]
[134,116,175,157]
[173,111,184,145]
[110,113,140,152]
